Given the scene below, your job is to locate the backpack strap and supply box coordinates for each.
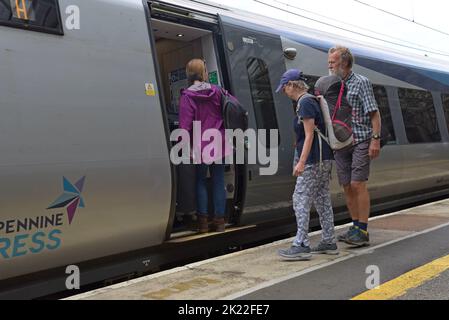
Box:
[297,94,329,172]
[331,81,345,121]
[215,85,228,120]
[218,86,227,96]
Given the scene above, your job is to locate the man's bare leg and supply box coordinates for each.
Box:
[351,181,370,224]
[343,185,359,222]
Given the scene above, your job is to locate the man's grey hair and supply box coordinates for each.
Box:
[329,46,354,69]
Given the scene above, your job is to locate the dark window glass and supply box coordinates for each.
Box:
[247,57,278,147]
[399,88,441,143]
[442,94,449,132]
[304,74,320,95]
[0,0,63,35]
[373,85,396,144]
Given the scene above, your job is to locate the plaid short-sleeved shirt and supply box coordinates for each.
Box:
[345,72,379,144]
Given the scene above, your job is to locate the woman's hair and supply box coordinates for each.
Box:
[288,80,310,92]
[186,59,207,86]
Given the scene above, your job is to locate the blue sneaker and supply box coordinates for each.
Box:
[345,228,370,247]
[278,245,312,261]
[311,242,339,255]
[337,226,358,242]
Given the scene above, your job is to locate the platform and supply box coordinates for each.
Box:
[67,199,449,300]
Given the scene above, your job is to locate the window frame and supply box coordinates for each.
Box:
[442,93,449,134]
[398,87,441,144]
[246,57,280,149]
[246,57,279,130]
[0,0,64,35]
[373,84,397,145]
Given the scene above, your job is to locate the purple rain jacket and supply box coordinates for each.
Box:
[179,83,233,164]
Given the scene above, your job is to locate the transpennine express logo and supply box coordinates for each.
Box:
[0,176,86,260]
[47,176,86,224]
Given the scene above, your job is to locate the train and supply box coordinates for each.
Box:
[1,0,449,299]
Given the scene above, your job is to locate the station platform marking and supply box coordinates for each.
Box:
[352,254,449,300]
[223,220,449,300]
[67,198,449,300]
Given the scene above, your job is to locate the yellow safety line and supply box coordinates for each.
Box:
[352,254,449,300]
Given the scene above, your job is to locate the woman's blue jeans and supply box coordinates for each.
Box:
[196,163,226,218]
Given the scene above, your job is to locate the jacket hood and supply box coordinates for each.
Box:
[181,83,220,100]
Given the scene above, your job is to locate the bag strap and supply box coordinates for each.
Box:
[297,122,327,172]
[219,86,227,97]
[331,81,345,121]
[216,85,228,119]
[296,95,330,171]
[297,95,330,144]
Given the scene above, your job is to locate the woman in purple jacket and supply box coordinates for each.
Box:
[179,59,232,233]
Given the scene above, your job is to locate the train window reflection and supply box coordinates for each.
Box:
[442,94,449,133]
[0,0,63,35]
[247,57,279,148]
[399,88,441,143]
[373,85,396,144]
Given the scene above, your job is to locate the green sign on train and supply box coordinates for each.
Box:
[209,71,219,85]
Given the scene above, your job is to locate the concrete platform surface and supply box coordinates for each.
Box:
[67,199,449,300]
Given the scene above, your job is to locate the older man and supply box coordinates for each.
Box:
[328,46,382,247]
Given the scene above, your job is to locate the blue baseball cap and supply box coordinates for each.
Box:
[275,69,307,93]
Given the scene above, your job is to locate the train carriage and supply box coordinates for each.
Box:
[1,0,449,298]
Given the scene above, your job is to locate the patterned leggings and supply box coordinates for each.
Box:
[292,161,336,247]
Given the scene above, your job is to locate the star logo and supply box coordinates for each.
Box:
[47,176,86,225]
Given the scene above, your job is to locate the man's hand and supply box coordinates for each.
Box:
[293,161,306,177]
[369,139,381,160]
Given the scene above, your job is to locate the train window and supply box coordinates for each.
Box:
[247,57,279,147]
[442,94,449,132]
[0,0,63,35]
[399,88,441,143]
[373,85,396,144]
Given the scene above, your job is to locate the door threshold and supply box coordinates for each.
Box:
[168,225,256,243]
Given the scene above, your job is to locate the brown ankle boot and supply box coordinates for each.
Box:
[198,215,209,234]
[213,218,225,233]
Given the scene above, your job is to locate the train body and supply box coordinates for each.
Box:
[1,0,449,298]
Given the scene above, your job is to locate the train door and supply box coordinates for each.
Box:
[145,2,241,237]
[218,16,295,224]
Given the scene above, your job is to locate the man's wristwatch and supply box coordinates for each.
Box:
[372,133,381,140]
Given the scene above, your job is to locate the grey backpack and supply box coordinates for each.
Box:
[313,75,354,150]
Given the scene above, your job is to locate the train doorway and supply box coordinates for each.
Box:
[145,2,244,237]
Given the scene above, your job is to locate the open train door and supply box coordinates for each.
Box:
[218,15,294,224]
